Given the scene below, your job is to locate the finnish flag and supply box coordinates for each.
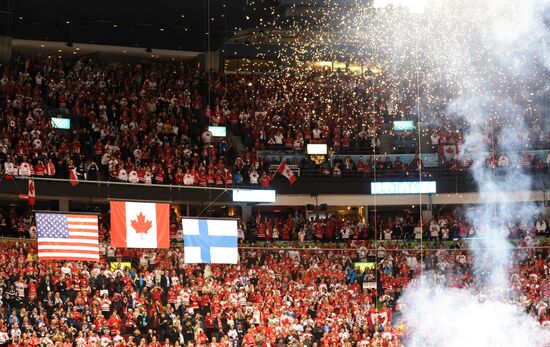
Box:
[182,218,239,264]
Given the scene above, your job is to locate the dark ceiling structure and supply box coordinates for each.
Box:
[0,0,277,52]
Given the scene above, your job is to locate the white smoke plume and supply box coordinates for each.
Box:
[400,277,549,346]
[354,0,550,346]
[280,0,549,343]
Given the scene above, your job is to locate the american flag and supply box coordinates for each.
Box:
[36,213,99,262]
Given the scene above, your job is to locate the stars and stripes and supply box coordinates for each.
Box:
[36,213,99,262]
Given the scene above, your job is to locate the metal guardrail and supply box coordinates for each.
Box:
[3,236,548,248]
[6,165,549,186]
[269,165,550,178]
[8,175,267,192]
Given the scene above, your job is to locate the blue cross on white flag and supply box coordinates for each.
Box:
[182,218,238,264]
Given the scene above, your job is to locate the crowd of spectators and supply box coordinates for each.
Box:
[210,71,384,154]
[246,210,550,243]
[0,42,547,347]
[245,152,548,182]
[0,223,546,347]
[0,55,247,188]
[210,69,548,155]
[1,205,550,244]
[0,55,547,188]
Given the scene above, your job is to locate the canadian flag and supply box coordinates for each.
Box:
[69,168,78,186]
[28,180,35,206]
[275,161,297,186]
[369,311,388,326]
[110,201,170,248]
[443,144,457,161]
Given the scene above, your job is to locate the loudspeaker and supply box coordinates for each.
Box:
[306,204,315,210]
[320,203,328,210]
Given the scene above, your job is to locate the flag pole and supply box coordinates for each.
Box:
[196,189,231,217]
[271,160,283,180]
[32,210,101,215]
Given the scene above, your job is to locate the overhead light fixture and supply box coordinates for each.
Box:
[160,28,165,32]
[65,20,70,24]
[40,44,45,48]
[58,49,62,53]
[113,24,118,28]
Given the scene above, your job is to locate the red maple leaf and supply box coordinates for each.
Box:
[131,212,152,234]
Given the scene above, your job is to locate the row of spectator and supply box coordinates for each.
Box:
[205,70,548,155]
[0,56,242,190]
[0,55,548,188]
[3,149,548,189]
[0,231,546,347]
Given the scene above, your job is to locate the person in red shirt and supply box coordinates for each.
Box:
[167,287,177,306]
[108,311,122,332]
[380,302,393,324]
[150,287,162,305]
[199,172,207,187]
[257,222,266,240]
[260,172,271,187]
[281,224,290,241]
[215,172,224,186]
[204,312,215,339]
[34,161,45,177]
[224,169,233,186]
[137,167,146,183]
[175,168,184,185]
[94,313,107,333]
[27,279,37,301]
[315,222,324,241]
[155,167,165,184]
[206,170,215,185]
[72,139,81,154]
[28,332,41,347]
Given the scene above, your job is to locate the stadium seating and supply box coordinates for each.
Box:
[0,206,548,345]
[1,57,547,189]
[0,54,548,346]
[0,222,545,346]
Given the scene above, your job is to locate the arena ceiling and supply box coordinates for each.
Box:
[0,0,277,52]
